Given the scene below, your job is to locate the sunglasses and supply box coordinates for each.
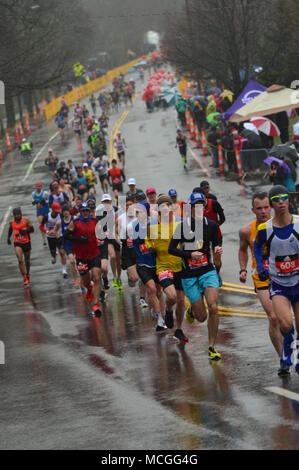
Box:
[270,194,289,203]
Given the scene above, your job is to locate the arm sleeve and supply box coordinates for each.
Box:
[210,222,220,248]
[253,227,267,274]
[168,223,190,260]
[214,201,225,226]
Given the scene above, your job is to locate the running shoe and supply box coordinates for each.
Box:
[43,241,47,247]
[139,298,148,309]
[165,310,174,329]
[281,332,296,367]
[103,277,110,290]
[112,278,118,288]
[92,304,102,318]
[156,324,167,333]
[100,291,106,303]
[173,329,189,344]
[278,359,291,377]
[85,287,93,303]
[117,279,123,291]
[62,267,68,279]
[75,280,79,287]
[208,347,222,361]
[51,256,56,265]
[23,274,30,287]
[186,306,195,324]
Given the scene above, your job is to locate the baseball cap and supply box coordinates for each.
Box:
[136,191,146,202]
[168,189,177,198]
[146,187,156,195]
[188,192,206,206]
[48,148,53,153]
[51,202,62,213]
[83,163,89,167]
[80,202,91,212]
[101,193,112,202]
[157,195,172,207]
[128,178,136,186]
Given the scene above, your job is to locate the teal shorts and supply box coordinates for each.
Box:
[181,270,220,305]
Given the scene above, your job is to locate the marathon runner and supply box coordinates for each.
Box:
[169,192,223,361]
[54,205,79,283]
[7,208,34,287]
[66,202,103,317]
[93,154,109,194]
[45,149,59,179]
[40,202,68,277]
[82,163,97,198]
[74,166,89,201]
[147,195,188,343]
[73,114,83,150]
[131,202,167,332]
[239,192,287,376]
[254,186,299,375]
[176,129,187,170]
[114,132,127,169]
[108,159,126,203]
[32,180,49,246]
[48,181,69,208]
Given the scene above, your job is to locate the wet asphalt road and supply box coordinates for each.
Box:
[0,77,299,450]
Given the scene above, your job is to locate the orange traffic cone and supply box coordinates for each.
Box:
[190,115,195,140]
[6,132,12,152]
[201,129,208,156]
[33,106,38,124]
[218,144,224,175]
[195,125,201,149]
[19,121,24,140]
[235,149,243,178]
[15,127,21,147]
[25,113,31,136]
[185,108,190,130]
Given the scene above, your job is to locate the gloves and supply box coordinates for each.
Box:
[7,239,11,245]
[258,270,269,282]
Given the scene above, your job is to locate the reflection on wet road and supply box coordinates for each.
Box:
[0,84,299,450]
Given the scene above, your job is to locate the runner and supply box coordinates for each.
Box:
[48,181,69,208]
[89,94,97,114]
[168,189,186,218]
[73,113,82,150]
[32,180,49,246]
[7,208,34,287]
[118,196,148,308]
[55,111,66,142]
[95,203,110,293]
[239,192,287,376]
[146,195,188,343]
[93,154,109,194]
[99,193,123,290]
[176,129,187,170]
[82,163,97,198]
[45,149,59,179]
[66,202,103,317]
[254,186,299,375]
[108,159,126,203]
[39,202,68,277]
[131,202,167,332]
[114,132,127,169]
[54,205,78,282]
[126,178,144,201]
[74,166,89,201]
[169,192,222,360]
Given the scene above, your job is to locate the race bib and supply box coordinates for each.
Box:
[77,262,88,274]
[16,234,27,244]
[275,255,299,276]
[158,270,174,282]
[139,243,148,254]
[113,178,120,184]
[127,238,133,247]
[188,254,208,268]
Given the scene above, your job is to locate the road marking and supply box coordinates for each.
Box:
[223,281,255,292]
[221,286,257,295]
[266,387,299,402]
[188,145,211,177]
[219,312,266,319]
[218,306,266,315]
[0,206,12,240]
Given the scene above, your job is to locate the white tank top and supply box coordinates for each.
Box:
[46,213,61,238]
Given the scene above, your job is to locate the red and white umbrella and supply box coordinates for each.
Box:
[250,116,280,137]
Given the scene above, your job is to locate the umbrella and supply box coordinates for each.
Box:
[270,144,299,163]
[264,156,291,173]
[206,112,221,126]
[241,129,263,148]
[244,122,259,135]
[207,86,221,95]
[230,84,299,122]
[162,87,178,106]
[250,116,280,137]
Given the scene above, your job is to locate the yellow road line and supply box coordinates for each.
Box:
[221,286,257,296]
[218,306,265,315]
[219,312,267,319]
[223,281,255,292]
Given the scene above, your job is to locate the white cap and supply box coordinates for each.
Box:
[83,163,88,167]
[101,193,112,202]
[128,178,136,186]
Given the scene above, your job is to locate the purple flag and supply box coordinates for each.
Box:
[223,80,266,120]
